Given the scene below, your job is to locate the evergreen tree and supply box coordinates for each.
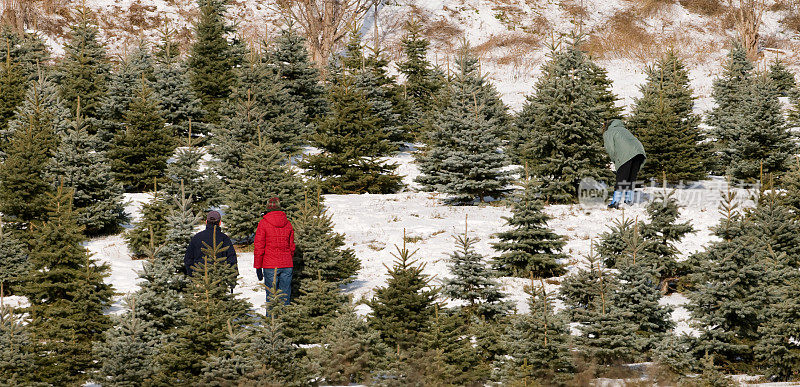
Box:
[559,246,618,322]
[499,279,573,385]
[781,157,800,217]
[98,43,156,139]
[341,32,407,146]
[154,233,252,383]
[57,7,110,123]
[268,26,327,124]
[291,196,360,293]
[397,19,446,137]
[493,179,567,278]
[588,60,624,122]
[654,334,698,376]
[0,220,26,297]
[406,308,488,386]
[768,59,795,96]
[755,267,800,381]
[0,79,63,230]
[126,191,170,258]
[222,134,304,242]
[22,186,113,385]
[443,223,511,320]
[188,0,240,124]
[304,75,401,194]
[165,143,216,211]
[228,56,308,154]
[707,41,754,174]
[0,50,25,136]
[416,43,510,203]
[367,239,438,350]
[94,304,161,386]
[200,325,255,385]
[627,51,708,182]
[108,82,175,191]
[0,26,50,81]
[134,188,198,331]
[311,306,388,385]
[640,190,694,283]
[2,76,70,150]
[283,275,349,344]
[726,76,795,180]
[48,109,127,236]
[610,262,674,354]
[0,306,34,385]
[153,60,208,139]
[517,36,612,203]
[575,295,639,366]
[688,190,776,369]
[742,188,800,267]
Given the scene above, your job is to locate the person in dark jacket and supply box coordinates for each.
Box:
[254,197,295,306]
[603,119,646,209]
[184,211,239,281]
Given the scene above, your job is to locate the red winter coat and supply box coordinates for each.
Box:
[254,211,295,269]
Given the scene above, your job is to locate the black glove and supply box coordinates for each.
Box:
[256,268,263,281]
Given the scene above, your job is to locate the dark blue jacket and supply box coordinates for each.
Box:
[184,224,238,276]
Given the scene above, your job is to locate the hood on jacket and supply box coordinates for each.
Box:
[263,210,289,228]
[608,119,625,132]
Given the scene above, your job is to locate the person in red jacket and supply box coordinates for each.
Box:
[254,197,295,305]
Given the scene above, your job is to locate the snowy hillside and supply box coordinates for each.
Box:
[14,0,800,112]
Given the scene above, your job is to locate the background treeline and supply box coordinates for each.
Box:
[1,0,800,385]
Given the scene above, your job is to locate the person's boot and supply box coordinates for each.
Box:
[608,191,622,209]
[624,190,634,205]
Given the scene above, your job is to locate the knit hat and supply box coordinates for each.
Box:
[267,197,280,210]
[207,210,221,223]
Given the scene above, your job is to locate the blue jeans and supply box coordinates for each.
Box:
[263,268,292,306]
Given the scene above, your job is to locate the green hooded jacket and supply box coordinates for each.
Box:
[603,119,646,170]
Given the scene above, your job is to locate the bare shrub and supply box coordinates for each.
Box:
[679,0,725,15]
[732,0,766,62]
[627,0,676,16]
[585,9,660,61]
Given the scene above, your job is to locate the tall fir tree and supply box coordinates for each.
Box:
[707,41,754,175]
[416,43,510,203]
[200,324,255,385]
[268,26,327,124]
[94,301,161,386]
[22,186,113,385]
[575,292,640,366]
[165,141,216,212]
[48,106,127,236]
[188,0,241,124]
[303,75,401,194]
[725,76,795,180]
[443,222,511,320]
[0,26,50,81]
[153,59,208,139]
[627,51,709,182]
[768,59,795,96]
[397,19,446,138]
[493,178,567,278]
[755,265,800,381]
[154,232,252,384]
[221,132,304,242]
[57,7,110,124]
[688,190,777,370]
[499,279,574,386]
[517,35,613,203]
[0,48,26,137]
[367,238,438,350]
[0,220,26,297]
[0,305,35,385]
[126,190,170,258]
[640,190,695,290]
[98,43,156,140]
[610,261,674,355]
[108,81,176,192]
[291,195,360,293]
[0,78,64,230]
[2,76,71,150]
